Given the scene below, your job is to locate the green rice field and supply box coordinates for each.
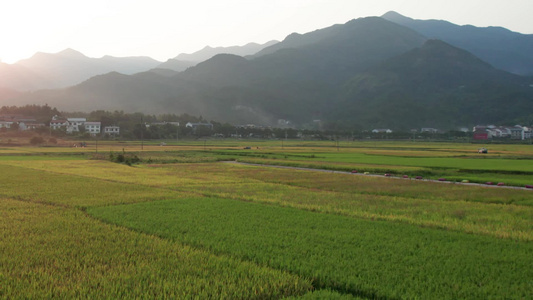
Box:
[0,140,531,298]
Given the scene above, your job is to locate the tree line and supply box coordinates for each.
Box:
[2,104,484,141]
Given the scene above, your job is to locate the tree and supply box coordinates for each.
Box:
[30,136,45,145]
[51,126,67,137]
[195,125,212,137]
[9,122,19,131]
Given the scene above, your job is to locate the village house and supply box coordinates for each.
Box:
[420,128,439,133]
[235,124,258,129]
[66,118,87,134]
[511,125,532,140]
[0,121,13,129]
[147,121,179,127]
[18,121,45,131]
[50,118,68,130]
[473,126,489,140]
[50,115,117,137]
[526,129,533,140]
[84,122,101,136]
[372,129,392,133]
[103,126,120,136]
[474,125,531,140]
[0,114,43,131]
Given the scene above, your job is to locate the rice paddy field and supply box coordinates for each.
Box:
[0,139,531,299]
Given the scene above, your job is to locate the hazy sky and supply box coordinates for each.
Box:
[1,0,532,63]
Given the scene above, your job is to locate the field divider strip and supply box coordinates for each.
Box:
[0,194,73,209]
[223,161,532,191]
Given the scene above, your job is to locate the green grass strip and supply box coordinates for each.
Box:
[89,197,533,299]
[0,155,85,161]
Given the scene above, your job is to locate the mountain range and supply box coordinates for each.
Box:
[0,41,279,91]
[156,41,279,72]
[332,39,533,129]
[0,49,161,90]
[382,11,533,76]
[2,12,533,130]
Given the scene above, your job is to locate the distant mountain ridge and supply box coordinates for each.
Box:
[0,41,281,90]
[1,49,161,90]
[156,41,278,72]
[332,39,533,129]
[3,14,533,130]
[382,11,533,75]
[176,41,278,61]
[250,17,426,85]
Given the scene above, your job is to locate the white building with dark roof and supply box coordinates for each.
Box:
[66,118,87,133]
[104,126,120,136]
[84,122,101,136]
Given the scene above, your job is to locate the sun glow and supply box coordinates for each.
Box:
[1,0,532,64]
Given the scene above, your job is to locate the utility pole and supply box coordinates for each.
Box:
[140,116,144,151]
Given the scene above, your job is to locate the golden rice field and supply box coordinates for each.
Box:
[0,140,531,298]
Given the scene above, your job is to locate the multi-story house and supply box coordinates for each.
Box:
[104,126,120,136]
[66,118,87,134]
[84,122,101,136]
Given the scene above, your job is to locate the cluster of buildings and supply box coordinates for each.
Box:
[185,122,212,133]
[473,125,532,140]
[369,126,533,141]
[372,128,449,134]
[372,129,393,134]
[50,116,120,137]
[48,118,212,136]
[0,115,46,131]
[3,113,533,142]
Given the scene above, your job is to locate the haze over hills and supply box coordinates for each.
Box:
[10,17,429,126]
[2,14,533,130]
[154,60,197,74]
[382,11,533,76]
[0,62,52,91]
[176,41,279,62]
[156,41,278,72]
[0,49,162,91]
[0,41,281,91]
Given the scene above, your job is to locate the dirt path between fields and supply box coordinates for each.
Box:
[222,161,532,191]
